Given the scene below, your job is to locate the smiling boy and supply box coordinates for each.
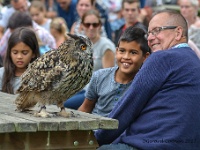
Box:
[78,27,150,117]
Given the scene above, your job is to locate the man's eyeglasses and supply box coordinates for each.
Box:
[180,5,192,9]
[82,23,100,28]
[147,26,177,37]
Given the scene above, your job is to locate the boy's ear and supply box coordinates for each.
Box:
[143,52,150,61]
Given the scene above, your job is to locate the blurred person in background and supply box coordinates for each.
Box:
[0,0,29,39]
[29,0,52,32]
[70,0,108,38]
[70,0,94,35]
[41,0,57,18]
[113,0,147,46]
[179,0,200,50]
[64,9,116,109]
[81,9,115,71]
[0,11,56,60]
[50,17,69,48]
[56,0,77,30]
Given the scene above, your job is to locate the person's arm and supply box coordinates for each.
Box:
[33,22,56,49]
[188,40,200,59]
[0,26,4,39]
[0,28,11,58]
[102,49,115,68]
[70,22,76,34]
[78,98,96,113]
[0,10,6,39]
[45,0,57,18]
[79,71,99,113]
[0,67,4,91]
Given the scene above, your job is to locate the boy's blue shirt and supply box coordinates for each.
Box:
[86,66,132,117]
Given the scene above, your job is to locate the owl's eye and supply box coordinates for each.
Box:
[81,44,87,50]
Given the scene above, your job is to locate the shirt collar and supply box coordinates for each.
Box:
[172,43,189,49]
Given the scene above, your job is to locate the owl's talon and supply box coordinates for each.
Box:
[70,111,76,117]
[57,112,71,117]
[34,111,54,118]
[34,106,53,118]
[57,107,71,117]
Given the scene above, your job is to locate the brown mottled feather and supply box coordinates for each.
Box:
[15,34,93,111]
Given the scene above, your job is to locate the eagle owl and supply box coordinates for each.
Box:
[15,34,93,117]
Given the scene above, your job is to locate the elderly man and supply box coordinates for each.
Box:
[95,9,200,150]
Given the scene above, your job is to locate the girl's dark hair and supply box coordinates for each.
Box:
[2,27,40,94]
[0,55,3,67]
[117,27,151,55]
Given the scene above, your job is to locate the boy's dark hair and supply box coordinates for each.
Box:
[117,27,151,54]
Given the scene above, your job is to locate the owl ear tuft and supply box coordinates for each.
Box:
[67,34,79,40]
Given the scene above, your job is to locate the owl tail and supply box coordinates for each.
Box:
[15,92,38,111]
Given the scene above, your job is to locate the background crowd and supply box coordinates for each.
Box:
[0,0,200,109]
[0,0,200,60]
[0,1,200,107]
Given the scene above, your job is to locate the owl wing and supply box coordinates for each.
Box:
[17,49,68,92]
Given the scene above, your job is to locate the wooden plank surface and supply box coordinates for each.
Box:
[0,92,118,133]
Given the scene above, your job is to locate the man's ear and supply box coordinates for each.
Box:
[175,26,184,40]
[143,52,150,62]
